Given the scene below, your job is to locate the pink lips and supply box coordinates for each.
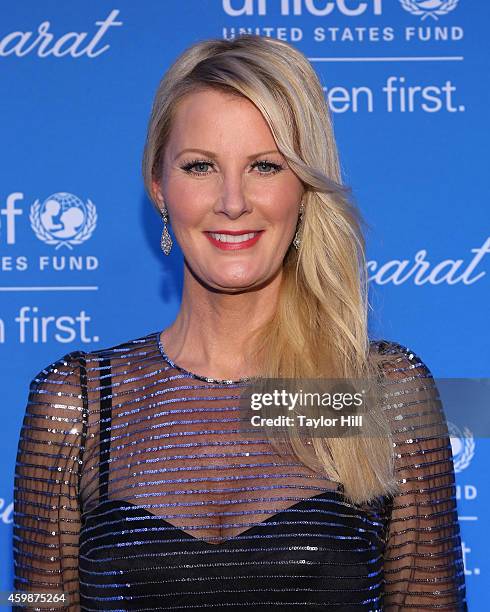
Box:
[204,230,264,251]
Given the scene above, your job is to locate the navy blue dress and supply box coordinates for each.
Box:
[13,332,468,610]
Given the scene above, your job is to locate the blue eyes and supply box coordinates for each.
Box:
[252,160,284,175]
[181,160,213,175]
[180,159,284,176]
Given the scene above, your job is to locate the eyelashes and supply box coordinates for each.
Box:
[180,159,285,176]
[180,159,213,175]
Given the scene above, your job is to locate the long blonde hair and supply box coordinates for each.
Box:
[142,34,399,504]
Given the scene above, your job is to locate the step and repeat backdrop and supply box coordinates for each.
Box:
[1,1,488,609]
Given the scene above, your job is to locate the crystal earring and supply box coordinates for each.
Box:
[160,206,173,256]
[293,202,305,250]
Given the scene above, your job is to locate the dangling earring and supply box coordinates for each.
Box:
[293,202,305,250]
[160,206,173,255]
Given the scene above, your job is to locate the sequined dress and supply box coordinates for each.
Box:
[13,331,468,611]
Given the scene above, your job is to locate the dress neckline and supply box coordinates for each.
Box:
[155,330,252,385]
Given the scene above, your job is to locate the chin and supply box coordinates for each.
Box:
[207,273,264,292]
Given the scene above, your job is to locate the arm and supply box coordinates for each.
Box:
[374,341,467,611]
[13,351,87,611]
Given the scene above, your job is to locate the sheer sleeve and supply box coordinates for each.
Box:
[374,341,468,611]
[13,351,87,611]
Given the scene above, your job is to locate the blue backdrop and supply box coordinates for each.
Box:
[1,1,488,609]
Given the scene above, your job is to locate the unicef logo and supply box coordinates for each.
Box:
[30,192,97,249]
[399,0,459,20]
[448,420,475,473]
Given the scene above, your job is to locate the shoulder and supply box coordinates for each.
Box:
[27,330,157,395]
[369,339,446,442]
[28,349,86,395]
[369,338,434,381]
[21,351,87,447]
[35,330,158,374]
[85,330,158,361]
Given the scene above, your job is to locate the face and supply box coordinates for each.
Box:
[152,88,305,292]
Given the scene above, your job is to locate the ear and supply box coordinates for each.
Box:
[151,177,164,209]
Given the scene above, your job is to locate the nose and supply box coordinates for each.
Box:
[213,172,253,219]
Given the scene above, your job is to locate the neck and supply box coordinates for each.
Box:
[160,265,282,380]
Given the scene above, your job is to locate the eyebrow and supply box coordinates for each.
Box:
[175,148,281,160]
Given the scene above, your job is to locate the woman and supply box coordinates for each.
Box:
[13,34,467,610]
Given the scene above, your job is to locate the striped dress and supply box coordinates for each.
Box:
[13,331,468,611]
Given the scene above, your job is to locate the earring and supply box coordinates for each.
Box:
[293,202,305,250]
[160,206,173,255]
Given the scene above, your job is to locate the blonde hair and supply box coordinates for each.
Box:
[142,34,399,504]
